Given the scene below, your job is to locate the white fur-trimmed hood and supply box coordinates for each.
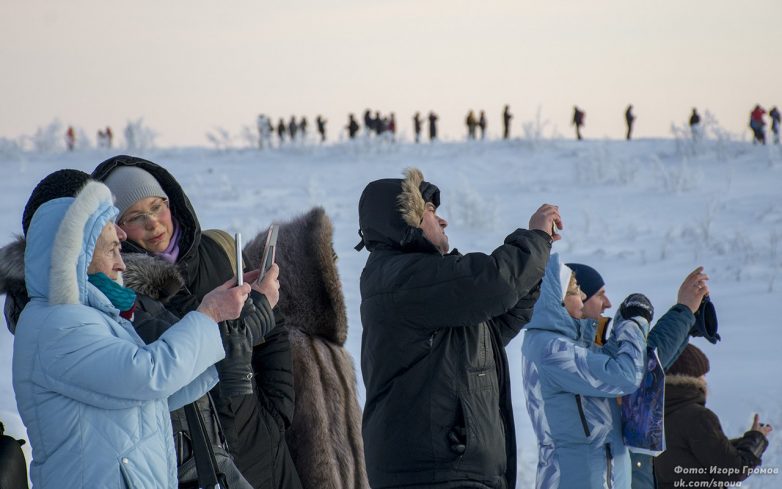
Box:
[24,181,117,305]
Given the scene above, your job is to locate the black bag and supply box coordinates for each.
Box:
[0,421,29,489]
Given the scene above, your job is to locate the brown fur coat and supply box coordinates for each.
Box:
[245,207,369,489]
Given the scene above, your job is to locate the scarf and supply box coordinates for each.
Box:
[156,218,181,264]
[88,272,137,318]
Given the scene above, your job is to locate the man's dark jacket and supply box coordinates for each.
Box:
[92,155,300,489]
[357,169,551,489]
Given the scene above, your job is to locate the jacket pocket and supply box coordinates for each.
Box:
[457,367,505,475]
[575,394,591,438]
[119,457,140,489]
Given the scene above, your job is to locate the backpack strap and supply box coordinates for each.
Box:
[203,229,238,272]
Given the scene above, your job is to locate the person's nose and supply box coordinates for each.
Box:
[439,216,448,229]
[114,224,127,241]
[604,297,612,310]
[116,255,126,272]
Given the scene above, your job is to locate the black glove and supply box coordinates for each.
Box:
[215,320,255,398]
[691,295,720,344]
[619,293,654,324]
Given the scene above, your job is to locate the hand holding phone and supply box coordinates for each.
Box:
[255,225,279,285]
[235,233,243,286]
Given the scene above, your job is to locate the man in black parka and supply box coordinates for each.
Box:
[92,156,301,489]
[356,168,560,489]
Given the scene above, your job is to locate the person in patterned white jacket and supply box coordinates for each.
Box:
[521,253,653,489]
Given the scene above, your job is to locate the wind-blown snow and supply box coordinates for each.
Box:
[1,138,780,487]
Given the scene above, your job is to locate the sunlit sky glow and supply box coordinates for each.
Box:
[2,0,780,146]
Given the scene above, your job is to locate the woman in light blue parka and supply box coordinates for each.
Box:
[521,253,653,489]
[12,180,250,488]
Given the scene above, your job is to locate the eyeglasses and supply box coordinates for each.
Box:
[119,199,170,228]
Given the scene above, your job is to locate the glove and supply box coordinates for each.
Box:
[691,295,720,344]
[619,293,654,324]
[215,320,255,398]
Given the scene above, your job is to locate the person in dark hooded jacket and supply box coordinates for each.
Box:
[92,156,302,489]
[653,344,772,488]
[356,167,559,489]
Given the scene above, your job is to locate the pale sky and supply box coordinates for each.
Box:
[1,0,780,146]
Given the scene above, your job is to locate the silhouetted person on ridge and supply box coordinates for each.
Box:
[65,126,76,151]
[277,118,287,144]
[363,109,373,136]
[388,113,397,142]
[625,104,635,140]
[750,105,766,145]
[428,111,438,141]
[413,112,423,143]
[300,116,309,140]
[347,114,360,139]
[478,110,487,139]
[503,105,512,139]
[770,106,780,144]
[316,115,327,143]
[105,126,113,148]
[689,108,701,141]
[466,110,477,139]
[289,116,298,141]
[572,106,585,140]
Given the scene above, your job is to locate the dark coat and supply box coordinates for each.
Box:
[357,169,551,489]
[653,375,769,489]
[245,207,369,489]
[92,155,301,489]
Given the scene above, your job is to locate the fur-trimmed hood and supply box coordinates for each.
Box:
[356,167,440,253]
[245,207,348,345]
[24,181,116,306]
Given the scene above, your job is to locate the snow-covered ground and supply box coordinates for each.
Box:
[1,138,781,487]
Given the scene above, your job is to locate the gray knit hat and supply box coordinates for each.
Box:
[102,166,168,218]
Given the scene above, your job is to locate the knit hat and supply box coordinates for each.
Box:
[566,263,605,301]
[692,295,720,344]
[22,169,92,236]
[666,344,710,377]
[102,166,168,219]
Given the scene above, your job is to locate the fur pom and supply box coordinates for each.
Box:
[0,236,25,295]
[123,253,184,302]
[397,167,427,228]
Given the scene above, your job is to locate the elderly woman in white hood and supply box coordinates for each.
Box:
[12,177,250,488]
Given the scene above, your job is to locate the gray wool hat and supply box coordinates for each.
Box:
[103,166,168,218]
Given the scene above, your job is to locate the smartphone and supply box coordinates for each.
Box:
[256,225,279,284]
[235,232,243,286]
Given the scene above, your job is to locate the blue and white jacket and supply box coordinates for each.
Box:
[521,253,649,489]
[13,181,225,488]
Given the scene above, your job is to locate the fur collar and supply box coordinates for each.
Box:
[0,236,25,296]
[666,374,708,394]
[122,253,184,303]
[245,207,348,345]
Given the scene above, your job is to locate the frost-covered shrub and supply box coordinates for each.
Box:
[124,118,157,151]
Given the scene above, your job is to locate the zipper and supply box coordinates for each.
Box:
[574,394,591,437]
[428,329,440,347]
[605,444,613,489]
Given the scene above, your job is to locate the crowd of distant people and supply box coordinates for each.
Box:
[60,104,781,151]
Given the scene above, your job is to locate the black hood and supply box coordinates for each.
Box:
[356,171,440,253]
[92,155,201,260]
[92,155,203,286]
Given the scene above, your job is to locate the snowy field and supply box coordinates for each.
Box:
[1,137,781,487]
